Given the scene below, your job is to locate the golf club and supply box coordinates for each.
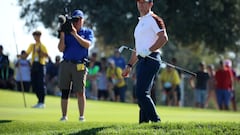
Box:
[118,45,197,77]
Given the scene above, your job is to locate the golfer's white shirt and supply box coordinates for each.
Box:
[134,12,164,55]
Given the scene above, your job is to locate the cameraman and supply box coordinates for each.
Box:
[58,9,94,122]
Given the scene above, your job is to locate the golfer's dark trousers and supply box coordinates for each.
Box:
[136,52,161,123]
[31,62,46,103]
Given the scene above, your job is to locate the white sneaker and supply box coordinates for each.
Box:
[79,116,85,122]
[60,116,68,121]
[32,103,45,108]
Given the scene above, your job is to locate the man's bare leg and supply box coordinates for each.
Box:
[76,91,86,118]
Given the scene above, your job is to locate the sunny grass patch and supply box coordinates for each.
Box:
[1,90,239,123]
[0,121,239,135]
[0,90,240,134]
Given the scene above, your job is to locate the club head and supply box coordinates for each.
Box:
[118,46,127,53]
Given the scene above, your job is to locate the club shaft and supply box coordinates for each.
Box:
[165,63,196,76]
[13,26,27,108]
[124,46,196,76]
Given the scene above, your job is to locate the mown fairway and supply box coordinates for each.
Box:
[0,90,239,135]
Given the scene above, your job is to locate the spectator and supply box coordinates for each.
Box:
[0,58,15,89]
[97,57,109,100]
[110,49,126,69]
[0,45,9,69]
[15,50,31,92]
[23,30,49,108]
[90,52,101,68]
[86,53,100,100]
[160,65,181,106]
[171,57,182,106]
[46,55,61,96]
[224,59,237,111]
[215,60,233,110]
[0,45,14,89]
[106,59,127,102]
[205,64,218,109]
[190,62,210,108]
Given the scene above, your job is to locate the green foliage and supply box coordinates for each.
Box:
[17,0,240,52]
[17,0,138,46]
[163,0,240,52]
[82,0,138,45]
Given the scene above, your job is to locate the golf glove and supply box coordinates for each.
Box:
[139,49,151,58]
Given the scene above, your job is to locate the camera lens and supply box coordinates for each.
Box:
[58,15,66,24]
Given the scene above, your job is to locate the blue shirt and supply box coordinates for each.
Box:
[63,28,94,61]
[111,56,126,69]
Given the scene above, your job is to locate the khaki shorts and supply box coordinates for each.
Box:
[58,61,87,92]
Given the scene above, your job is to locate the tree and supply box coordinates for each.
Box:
[18,0,240,52]
[162,0,240,52]
[18,0,138,47]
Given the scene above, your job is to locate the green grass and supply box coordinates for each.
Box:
[0,90,240,135]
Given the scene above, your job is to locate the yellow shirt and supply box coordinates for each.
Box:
[26,43,48,65]
[106,67,125,87]
[160,68,180,85]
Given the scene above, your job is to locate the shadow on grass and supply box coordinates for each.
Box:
[69,127,108,135]
[0,120,12,124]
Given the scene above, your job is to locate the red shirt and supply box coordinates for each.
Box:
[215,68,233,90]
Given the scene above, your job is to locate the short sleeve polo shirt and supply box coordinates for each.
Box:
[134,12,166,55]
[63,28,94,61]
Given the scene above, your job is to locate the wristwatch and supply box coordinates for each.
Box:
[127,63,133,68]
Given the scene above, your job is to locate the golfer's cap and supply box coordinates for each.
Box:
[32,30,42,36]
[72,10,84,18]
[224,59,232,67]
[136,0,153,2]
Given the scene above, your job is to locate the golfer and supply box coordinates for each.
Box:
[122,0,168,123]
[58,9,94,121]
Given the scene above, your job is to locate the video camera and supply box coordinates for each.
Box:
[58,3,82,35]
[58,14,73,34]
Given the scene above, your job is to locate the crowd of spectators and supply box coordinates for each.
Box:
[0,44,239,111]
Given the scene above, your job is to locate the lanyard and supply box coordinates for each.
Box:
[33,44,42,62]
